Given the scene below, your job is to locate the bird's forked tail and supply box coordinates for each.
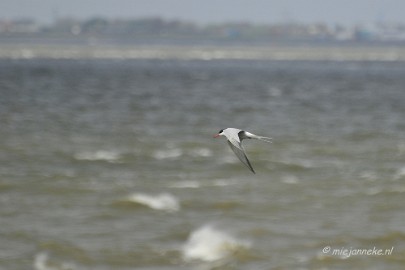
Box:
[256,136,272,143]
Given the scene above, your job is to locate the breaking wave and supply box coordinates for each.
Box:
[169,179,239,189]
[152,147,212,160]
[124,192,180,212]
[74,150,121,163]
[34,252,76,270]
[182,224,251,262]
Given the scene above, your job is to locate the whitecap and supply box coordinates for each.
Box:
[126,192,180,212]
[34,253,49,270]
[393,166,405,181]
[74,150,121,163]
[182,224,250,262]
[153,148,183,160]
[170,180,201,189]
[34,252,76,270]
[170,179,237,189]
[190,148,213,157]
[359,171,378,181]
[211,179,238,187]
[281,175,300,184]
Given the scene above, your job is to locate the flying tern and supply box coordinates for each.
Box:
[213,128,272,174]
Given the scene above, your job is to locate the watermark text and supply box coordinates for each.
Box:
[322,246,394,258]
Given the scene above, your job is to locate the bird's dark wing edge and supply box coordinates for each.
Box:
[227,140,256,174]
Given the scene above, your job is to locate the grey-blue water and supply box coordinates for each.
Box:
[1,57,405,269]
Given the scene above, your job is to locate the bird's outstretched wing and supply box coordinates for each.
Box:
[227,140,255,174]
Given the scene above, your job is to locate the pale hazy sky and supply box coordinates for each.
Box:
[1,0,404,25]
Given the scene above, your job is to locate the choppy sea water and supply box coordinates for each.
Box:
[1,53,405,269]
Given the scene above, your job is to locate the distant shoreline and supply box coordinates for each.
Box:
[1,45,404,61]
[1,39,405,61]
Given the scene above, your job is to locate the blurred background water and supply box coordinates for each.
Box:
[1,52,405,269]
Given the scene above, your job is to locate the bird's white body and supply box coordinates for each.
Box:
[213,128,272,174]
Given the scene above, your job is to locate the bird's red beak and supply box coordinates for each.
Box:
[213,134,220,138]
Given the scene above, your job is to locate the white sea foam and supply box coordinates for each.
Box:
[281,175,300,184]
[359,171,378,181]
[393,166,405,181]
[153,147,212,160]
[211,179,239,187]
[34,253,49,270]
[190,148,213,157]
[170,179,238,189]
[34,252,76,270]
[182,224,250,262]
[170,180,201,189]
[126,192,180,212]
[153,148,183,160]
[74,150,121,162]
